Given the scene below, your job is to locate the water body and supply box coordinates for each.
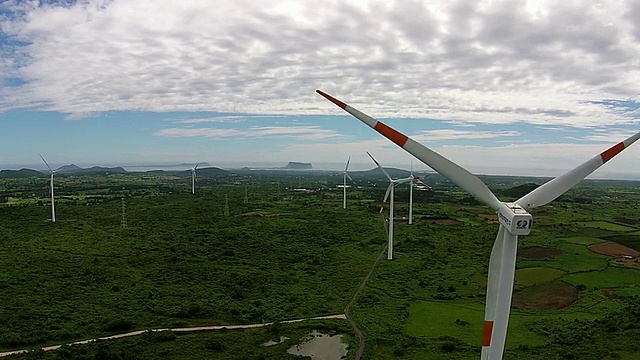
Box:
[287,331,348,360]
[262,336,289,347]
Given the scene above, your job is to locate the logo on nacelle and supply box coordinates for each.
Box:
[516,220,529,229]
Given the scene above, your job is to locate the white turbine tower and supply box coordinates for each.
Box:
[317,90,640,360]
[367,152,412,260]
[340,157,354,209]
[39,154,56,223]
[190,163,199,195]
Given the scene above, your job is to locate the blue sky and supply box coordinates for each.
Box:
[1,0,640,178]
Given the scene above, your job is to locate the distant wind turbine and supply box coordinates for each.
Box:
[190,163,199,194]
[39,154,56,223]
[340,157,354,209]
[367,152,412,260]
[317,89,640,360]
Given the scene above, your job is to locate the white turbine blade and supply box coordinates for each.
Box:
[345,156,351,172]
[394,176,413,185]
[39,154,53,172]
[482,225,505,360]
[380,184,392,213]
[366,151,393,181]
[383,183,393,203]
[317,90,502,211]
[194,163,199,170]
[346,173,354,182]
[516,131,640,210]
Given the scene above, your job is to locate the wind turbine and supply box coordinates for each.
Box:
[39,154,56,223]
[408,161,430,225]
[367,152,412,260]
[190,163,199,195]
[340,157,354,209]
[317,89,640,360]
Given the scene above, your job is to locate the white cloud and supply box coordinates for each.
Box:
[412,129,519,142]
[0,0,638,126]
[173,116,248,124]
[154,125,345,140]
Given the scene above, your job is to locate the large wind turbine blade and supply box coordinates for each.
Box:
[366,151,393,181]
[194,163,199,170]
[317,90,502,211]
[516,131,640,210]
[39,154,53,172]
[345,157,351,172]
[346,173,354,182]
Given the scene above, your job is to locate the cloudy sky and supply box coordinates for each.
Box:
[1,0,639,178]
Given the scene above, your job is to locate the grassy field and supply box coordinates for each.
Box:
[577,221,637,232]
[2,174,640,359]
[515,267,565,286]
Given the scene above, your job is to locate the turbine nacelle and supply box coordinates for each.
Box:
[497,203,532,236]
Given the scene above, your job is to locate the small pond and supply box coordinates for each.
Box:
[287,330,348,359]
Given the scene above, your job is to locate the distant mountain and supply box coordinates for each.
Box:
[178,162,211,167]
[55,164,127,175]
[353,167,411,179]
[175,167,230,177]
[0,168,47,179]
[55,164,83,174]
[192,167,230,176]
[282,162,312,170]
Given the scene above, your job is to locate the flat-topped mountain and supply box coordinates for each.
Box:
[282,162,312,170]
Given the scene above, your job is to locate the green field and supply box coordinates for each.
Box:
[2,173,640,359]
[515,267,565,286]
[406,300,601,349]
[563,267,640,289]
[577,221,636,232]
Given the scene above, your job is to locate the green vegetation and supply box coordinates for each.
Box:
[1,172,640,359]
[515,267,565,286]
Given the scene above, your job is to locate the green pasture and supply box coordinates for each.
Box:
[563,267,640,289]
[518,242,608,273]
[515,267,565,286]
[406,300,599,349]
[562,237,606,246]
[577,221,636,232]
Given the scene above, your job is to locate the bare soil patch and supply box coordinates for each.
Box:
[518,247,565,260]
[428,219,462,225]
[589,242,640,257]
[418,218,462,225]
[615,217,639,226]
[513,281,578,310]
[478,214,499,224]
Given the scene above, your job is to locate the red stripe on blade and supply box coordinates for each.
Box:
[482,321,494,347]
[316,90,347,109]
[600,142,625,163]
[373,122,408,147]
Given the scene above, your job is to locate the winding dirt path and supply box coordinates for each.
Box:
[0,314,346,358]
